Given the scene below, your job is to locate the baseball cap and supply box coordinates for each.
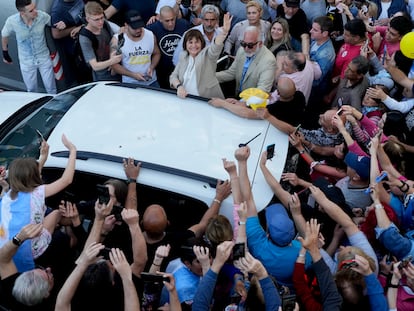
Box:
[125,10,145,29]
[265,203,295,247]
[285,0,300,8]
[344,152,370,180]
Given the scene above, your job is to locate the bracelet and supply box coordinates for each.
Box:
[176,83,182,89]
[299,150,305,154]
[388,282,399,288]
[238,221,246,225]
[12,235,22,246]
[213,198,221,204]
[298,253,306,257]
[375,203,383,210]
[398,181,409,193]
[152,262,161,266]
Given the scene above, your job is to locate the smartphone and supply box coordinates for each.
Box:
[336,108,343,116]
[399,255,413,269]
[382,45,387,65]
[266,144,275,160]
[62,190,76,203]
[375,171,388,183]
[112,205,124,221]
[282,294,296,311]
[116,33,124,55]
[232,243,245,261]
[97,247,111,260]
[35,129,45,141]
[96,184,110,204]
[140,272,170,283]
[340,259,358,270]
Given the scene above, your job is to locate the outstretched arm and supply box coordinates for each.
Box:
[309,185,359,237]
[235,146,257,217]
[45,134,76,197]
[256,108,295,134]
[55,242,104,311]
[189,179,231,237]
[0,224,43,279]
[110,248,141,311]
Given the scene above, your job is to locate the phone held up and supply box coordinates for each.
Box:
[266,144,275,160]
[232,243,245,261]
[96,184,110,204]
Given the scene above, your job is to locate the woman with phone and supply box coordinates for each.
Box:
[170,13,231,99]
[0,134,76,272]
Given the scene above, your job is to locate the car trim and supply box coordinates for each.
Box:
[0,95,53,138]
[51,150,218,188]
[110,82,210,102]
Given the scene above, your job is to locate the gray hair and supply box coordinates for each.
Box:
[200,4,220,19]
[244,26,264,42]
[12,270,50,306]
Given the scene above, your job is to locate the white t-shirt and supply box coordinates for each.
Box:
[378,1,391,19]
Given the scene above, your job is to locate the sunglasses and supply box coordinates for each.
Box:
[240,41,259,49]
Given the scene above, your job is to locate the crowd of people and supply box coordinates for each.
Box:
[2,0,414,310]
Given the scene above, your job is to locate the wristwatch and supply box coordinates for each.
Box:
[12,235,22,246]
[126,178,136,184]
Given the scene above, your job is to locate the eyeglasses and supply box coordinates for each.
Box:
[240,41,259,49]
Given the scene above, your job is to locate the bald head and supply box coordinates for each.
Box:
[142,204,168,239]
[277,77,296,99]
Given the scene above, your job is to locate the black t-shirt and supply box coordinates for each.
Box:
[267,91,306,126]
[276,6,309,41]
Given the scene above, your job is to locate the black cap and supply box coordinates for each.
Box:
[285,0,300,7]
[125,10,145,29]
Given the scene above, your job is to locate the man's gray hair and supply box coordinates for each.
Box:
[244,26,264,41]
[12,270,50,306]
[200,4,220,19]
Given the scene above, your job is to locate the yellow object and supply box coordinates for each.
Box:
[400,32,414,59]
[239,88,269,111]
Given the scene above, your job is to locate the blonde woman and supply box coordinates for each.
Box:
[268,17,292,57]
[223,1,271,56]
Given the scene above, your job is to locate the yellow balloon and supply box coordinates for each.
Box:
[400,32,414,59]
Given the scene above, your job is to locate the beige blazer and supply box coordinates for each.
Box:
[216,45,276,94]
[170,40,224,99]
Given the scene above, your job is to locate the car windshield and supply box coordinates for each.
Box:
[0,85,94,167]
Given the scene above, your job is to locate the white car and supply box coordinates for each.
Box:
[0,82,288,226]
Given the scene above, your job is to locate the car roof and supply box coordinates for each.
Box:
[44,83,288,217]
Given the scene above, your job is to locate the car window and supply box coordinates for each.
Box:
[0,85,94,167]
[43,168,209,231]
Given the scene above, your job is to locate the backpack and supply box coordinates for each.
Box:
[73,21,114,83]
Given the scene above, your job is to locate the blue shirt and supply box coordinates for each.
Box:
[246,216,311,288]
[1,10,51,67]
[310,39,336,87]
